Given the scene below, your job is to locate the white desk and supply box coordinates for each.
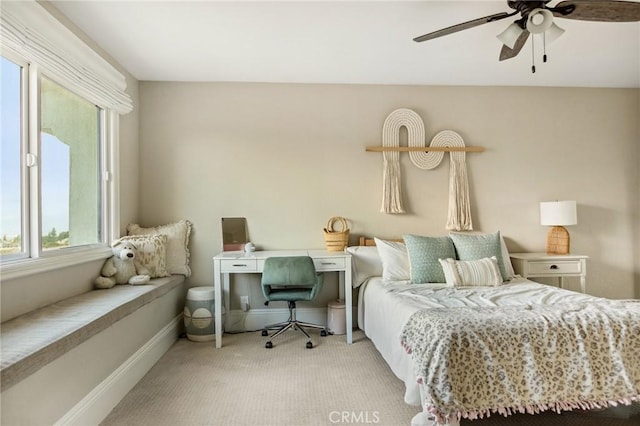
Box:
[213,250,353,348]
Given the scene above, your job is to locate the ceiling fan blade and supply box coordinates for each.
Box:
[413,12,515,42]
[499,30,530,61]
[553,0,640,22]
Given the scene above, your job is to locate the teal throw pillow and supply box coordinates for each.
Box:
[449,231,508,281]
[403,234,456,283]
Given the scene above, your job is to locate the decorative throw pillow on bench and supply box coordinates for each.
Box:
[127,219,193,277]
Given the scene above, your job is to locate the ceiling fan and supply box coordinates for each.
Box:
[413,0,640,71]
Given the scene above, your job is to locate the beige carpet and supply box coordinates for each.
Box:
[102,329,640,426]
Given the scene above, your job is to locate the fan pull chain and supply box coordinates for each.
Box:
[543,33,548,63]
[531,36,536,73]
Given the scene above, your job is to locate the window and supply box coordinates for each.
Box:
[0,1,132,279]
[40,77,103,251]
[0,55,112,273]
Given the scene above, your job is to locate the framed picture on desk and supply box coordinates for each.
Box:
[221,217,248,251]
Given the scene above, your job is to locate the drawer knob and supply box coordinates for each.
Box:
[550,264,558,270]
[232,263,248,267]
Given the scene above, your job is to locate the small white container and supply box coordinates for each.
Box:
[184,286,219,342]
[327,299,346,335]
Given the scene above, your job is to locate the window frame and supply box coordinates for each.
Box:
[0,55,118,280]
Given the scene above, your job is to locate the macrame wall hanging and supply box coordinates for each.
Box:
[367,108,484,231]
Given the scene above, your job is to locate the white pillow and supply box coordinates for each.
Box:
[116,234,170,279]
[345,246,383,287]
[374,238,410,282]
[438,256,502,287]
[127,220,192,276]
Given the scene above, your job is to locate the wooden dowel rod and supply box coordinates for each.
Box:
[366,146,485,153]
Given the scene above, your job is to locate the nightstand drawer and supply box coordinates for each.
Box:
[313,257,346,271]
[220,259,258,272]
[527,261,582,275]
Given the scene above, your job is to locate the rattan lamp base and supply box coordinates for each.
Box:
[546,226,570,255]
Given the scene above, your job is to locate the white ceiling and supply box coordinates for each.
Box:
[50,1,640,88]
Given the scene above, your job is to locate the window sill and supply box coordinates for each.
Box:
[0,246,112,281]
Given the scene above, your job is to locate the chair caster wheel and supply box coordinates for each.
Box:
[306,341,313,349]
[320,329,328,337]
[261,329,268,336]
[265,341,273,349]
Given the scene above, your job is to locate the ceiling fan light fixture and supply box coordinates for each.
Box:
[527,8,554,34]
[497,22,524,49]
[545,22,565,44]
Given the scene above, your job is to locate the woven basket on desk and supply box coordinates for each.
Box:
[323,217,350,252]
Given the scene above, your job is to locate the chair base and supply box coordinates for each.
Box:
[262,301,328,348]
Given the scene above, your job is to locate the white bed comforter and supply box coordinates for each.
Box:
[358,277,640,423]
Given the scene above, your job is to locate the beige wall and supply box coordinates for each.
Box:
[138,82,639,303]
[118,73,141,235]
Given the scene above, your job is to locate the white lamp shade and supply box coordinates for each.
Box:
[527,8,554,34]
[497,22,524,49]
[540,200,577,226]
[545,22,565,44]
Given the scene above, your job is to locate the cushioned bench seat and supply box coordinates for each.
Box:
[0,275,184,392]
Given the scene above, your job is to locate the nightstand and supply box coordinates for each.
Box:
[509,253,588,293]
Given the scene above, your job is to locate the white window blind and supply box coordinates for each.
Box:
[0,0,133,114]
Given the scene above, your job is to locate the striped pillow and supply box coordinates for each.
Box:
[438,256,502,287]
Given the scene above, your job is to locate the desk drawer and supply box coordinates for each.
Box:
[220,259,258,273]
[313,258,346,271]
[528,261,581,275]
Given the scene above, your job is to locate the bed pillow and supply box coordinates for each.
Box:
[439,258,458,286]
[500,235,515,278]
[438,256,502,287]
[403,234,455,283]
[374,238,410,281]
[345,246,383,287]
[116,234,170,278]
[449,231,509,281]
[127,220,192,276]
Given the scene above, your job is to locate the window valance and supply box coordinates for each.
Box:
[0,1,133,114]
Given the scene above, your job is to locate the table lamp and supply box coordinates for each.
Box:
[540,200,577,255]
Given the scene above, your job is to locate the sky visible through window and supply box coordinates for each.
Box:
[1,56,69,241]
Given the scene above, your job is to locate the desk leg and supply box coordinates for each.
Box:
[213,259,223,349]
[344,257,353,344]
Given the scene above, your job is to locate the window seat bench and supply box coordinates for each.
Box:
[0,275,185,393]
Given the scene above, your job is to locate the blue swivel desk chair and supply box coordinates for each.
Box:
[260,256,328,349]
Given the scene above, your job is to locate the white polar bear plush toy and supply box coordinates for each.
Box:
[95,240,151,289]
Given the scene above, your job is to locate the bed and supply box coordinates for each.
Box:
[347,234,640,426]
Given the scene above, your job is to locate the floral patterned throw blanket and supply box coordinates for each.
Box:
[400,300,640,425]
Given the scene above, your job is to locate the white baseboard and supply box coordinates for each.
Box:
[55,314,182,426]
